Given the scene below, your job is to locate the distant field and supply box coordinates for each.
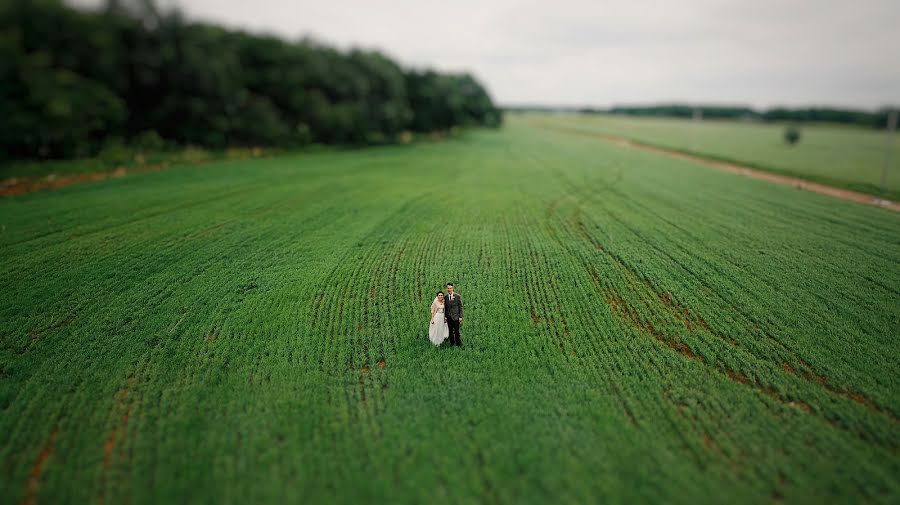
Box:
[525,113,900,200]
[1,122,898,504]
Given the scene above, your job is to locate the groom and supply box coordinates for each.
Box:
[444,282,463,346]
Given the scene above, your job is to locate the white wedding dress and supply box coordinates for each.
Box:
[429,299,449,346]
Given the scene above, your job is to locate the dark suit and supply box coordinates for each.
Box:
[445,292,463,346]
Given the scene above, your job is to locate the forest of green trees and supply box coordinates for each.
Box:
[602,105,896,128]
[0,0,502,161]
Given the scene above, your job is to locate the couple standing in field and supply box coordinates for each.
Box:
[428,282,464,347]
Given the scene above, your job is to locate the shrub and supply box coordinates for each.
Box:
[97,138,132,166]
[784,126,801,146]
[133,131,166,152]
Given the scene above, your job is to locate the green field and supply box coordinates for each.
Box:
[1,121,899,504]
[526,113,900,200]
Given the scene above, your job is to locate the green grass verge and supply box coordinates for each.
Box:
[528,113,900,201]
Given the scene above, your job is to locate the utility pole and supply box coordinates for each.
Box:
[883,109,898,195]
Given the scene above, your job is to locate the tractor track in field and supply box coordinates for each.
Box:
[579,189,900,428]
[522,142,900,447]
[20,425,59,505]
[98,376,134,505]
[536,122,900,213]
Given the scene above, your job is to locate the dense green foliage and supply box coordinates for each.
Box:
[578,105,898,129]
[784,125,801,146]
[0,145,272,180]
[607,104,758,120]
[762,107,894,128]
[1,120,898,504]
[0,0,501,160]
[532,113,900,199]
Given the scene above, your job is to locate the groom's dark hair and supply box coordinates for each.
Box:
[446,282,454,287]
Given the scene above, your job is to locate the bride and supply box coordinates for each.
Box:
[429,291,449,346]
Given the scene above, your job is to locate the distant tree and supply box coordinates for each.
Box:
[405,71,501,132]
[784,126,801,146]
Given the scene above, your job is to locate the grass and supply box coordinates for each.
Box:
[524,113,900,201]
[1,121,898,504]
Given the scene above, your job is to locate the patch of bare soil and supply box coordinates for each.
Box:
[725,369,749,385]
[539,123,900,213]
[98,376,134,504]
[103,377,133,468]
[0,165,170,198]
[21,426,59,505]
[781,360,897,422]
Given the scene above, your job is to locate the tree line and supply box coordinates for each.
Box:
[598,105,897,129]
[0,0,502,160]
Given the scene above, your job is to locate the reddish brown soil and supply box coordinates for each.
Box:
[98,377,134,504]
[0,165,171,197]
[603,284,831,419]
[846,391,868,406]
[102,407,131,466]
[782,362,898,422]
[725,369,749,385]
[103,377,133,469]
[21,426,59,505]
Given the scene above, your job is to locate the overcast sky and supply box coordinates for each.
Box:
[71,0,900,109]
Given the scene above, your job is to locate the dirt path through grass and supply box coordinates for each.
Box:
[538,122,900,213]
